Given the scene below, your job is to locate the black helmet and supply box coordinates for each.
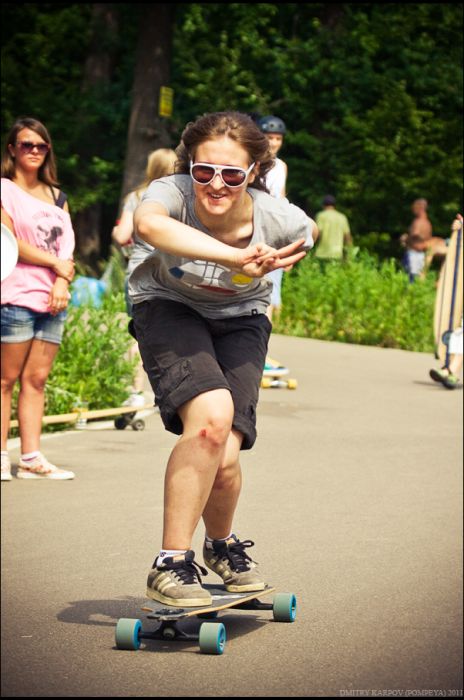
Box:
[258,115,287,135]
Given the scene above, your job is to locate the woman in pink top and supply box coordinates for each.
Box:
[1,117,76,480]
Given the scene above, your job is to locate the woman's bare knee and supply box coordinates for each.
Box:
[20,370,49,393]
[180,389,234,449]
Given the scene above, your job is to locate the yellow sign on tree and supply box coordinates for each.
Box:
[159,86,174,118]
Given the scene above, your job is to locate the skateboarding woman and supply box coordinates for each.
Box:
[1,117,75,481]
[129,111,317,606]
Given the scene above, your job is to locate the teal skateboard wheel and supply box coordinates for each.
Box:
[272,593,297,622]
[198,622,226,654]
[115,618,142,650]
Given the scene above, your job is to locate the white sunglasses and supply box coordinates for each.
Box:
[190,160,255,188]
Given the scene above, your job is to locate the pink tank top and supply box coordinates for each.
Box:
[1,178,75,312]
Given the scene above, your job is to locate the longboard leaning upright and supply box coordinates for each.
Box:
[433,218,463,365]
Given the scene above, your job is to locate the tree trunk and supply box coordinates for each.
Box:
[74,4,119,267]
[120,3,174,206]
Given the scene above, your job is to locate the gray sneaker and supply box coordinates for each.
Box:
[203,535,266,592]
[146,550,212,607]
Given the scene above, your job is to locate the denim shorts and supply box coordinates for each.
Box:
[131,299,272,450]
[1,304,67,345]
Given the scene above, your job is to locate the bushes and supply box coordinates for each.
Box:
[7,250,436,438]
[275,251,436,352]
[9,291,137,434]
[45,293,136,417]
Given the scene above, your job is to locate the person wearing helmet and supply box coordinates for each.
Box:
[257,116,288,327]
[257,116,288,201]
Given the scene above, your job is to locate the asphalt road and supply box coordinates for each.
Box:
[1,335,463,697]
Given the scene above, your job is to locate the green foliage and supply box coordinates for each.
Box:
[275,251,436,352]
[2,4,462,245]
[9,292,136,434]
[173,3,463,238]
[357,232,398,259]
[47,292,135,413]
[1,3,138,214]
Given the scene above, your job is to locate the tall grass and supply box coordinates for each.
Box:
[275,252,436,352]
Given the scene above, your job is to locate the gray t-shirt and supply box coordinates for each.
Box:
[128,174,314,319]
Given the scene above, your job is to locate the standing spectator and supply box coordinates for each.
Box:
[314,194,352,261]
[400,198,432,281]
[112,148,177,406]
[1,117,75,481]
[257,115,288,324]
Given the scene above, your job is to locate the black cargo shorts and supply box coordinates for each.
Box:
[130,298,272,450]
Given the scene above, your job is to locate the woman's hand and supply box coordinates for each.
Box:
[233,238,307,278]
[48,277,70,315]
[52,258,75,282]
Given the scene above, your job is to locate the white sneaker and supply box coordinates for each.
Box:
[123,392,146,408]
[17,453,75,480]
[1,453,12,481]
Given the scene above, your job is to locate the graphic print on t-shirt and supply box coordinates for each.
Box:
[32,210,64,256]
[37,224,63,256]
[169,261,253,295]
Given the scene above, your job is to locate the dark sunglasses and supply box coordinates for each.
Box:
[190,160,255,188]
[16,141,50,155]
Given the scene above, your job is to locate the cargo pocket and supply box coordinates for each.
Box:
[157,358,194,435]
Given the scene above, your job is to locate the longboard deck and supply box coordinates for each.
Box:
[141,584,275,621]
[8,404,154,429]
[434,223,463,364]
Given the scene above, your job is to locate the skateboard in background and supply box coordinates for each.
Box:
[261,356,297,389]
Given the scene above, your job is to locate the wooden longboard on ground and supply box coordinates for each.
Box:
[115,583,297,655]
[8,404,155,431]
[261,374,298,389]
[434,221,463,364]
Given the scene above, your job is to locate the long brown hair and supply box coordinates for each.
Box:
[1,117,59,186]
[175,111,274,192]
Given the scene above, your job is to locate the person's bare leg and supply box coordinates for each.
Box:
[201,429,266,592]
[202,428,243,539]
[129,341,146,394]
[162,388,234,550]
[1,341,33,451]
[17,340,60,454]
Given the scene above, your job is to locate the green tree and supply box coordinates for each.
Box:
[1,3,139,264]
[172,3,463,244]
[2,3,462,264]
[120,3,175,204]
